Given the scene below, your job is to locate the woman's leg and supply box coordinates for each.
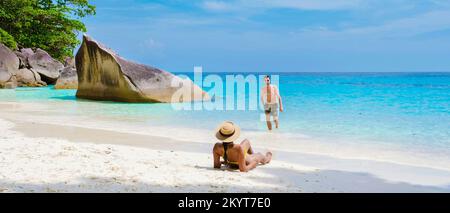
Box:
[241,139,272,165]
[240,139,254,154]
[247,153,272,165]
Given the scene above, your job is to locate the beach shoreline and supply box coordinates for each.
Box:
[1,100,449,172]
[1,102,450,192]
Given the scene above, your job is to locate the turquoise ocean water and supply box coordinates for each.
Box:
[1,72,449,167]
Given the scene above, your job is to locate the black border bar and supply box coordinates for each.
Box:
[1,193,449,211]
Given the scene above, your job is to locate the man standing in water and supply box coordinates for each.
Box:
[261,75,283,130]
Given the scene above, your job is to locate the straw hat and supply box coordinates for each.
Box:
[215,121,241,143]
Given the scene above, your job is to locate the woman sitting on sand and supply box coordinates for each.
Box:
[213,121,272,172]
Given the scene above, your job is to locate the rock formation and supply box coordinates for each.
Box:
[15,48,34,69]
[27,48,64,84]
[1,44,48,88]
[16,68,46,87]
[55,66,77,89]
[0,43,20,88]
[75,35,208,103]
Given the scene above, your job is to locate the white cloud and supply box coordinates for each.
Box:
[256,0,363,10]
[347,11,450,37]
[294,10,450,39]
[201,0,363,12]
[202,1,234,11]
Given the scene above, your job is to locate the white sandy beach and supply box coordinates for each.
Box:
[1,101,450,193]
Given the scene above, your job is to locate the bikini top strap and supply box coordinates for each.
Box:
[222,142,229,165]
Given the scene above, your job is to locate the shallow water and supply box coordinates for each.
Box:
[1,72,449,169]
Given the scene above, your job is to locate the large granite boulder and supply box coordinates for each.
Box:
[15,48,34,69]
[0,43,19,88]
[75,35,208,102]
[15,68,47,87]
[28,48,64,84]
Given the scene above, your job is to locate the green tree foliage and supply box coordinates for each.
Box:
[0,0,95,61]
[0,27,17,50]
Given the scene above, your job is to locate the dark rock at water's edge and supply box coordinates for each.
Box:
[55,66,77,89]
[55,56,77,89]
[75,35,209,103]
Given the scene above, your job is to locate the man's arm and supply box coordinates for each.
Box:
[276,86,283,112]
[213,143,222,169]
[260,87,265,105]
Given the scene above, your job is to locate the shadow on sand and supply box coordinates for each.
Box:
[254,166,450,193]
[1,166,449,193]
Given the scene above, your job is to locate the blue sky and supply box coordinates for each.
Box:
[82,0,450,72]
